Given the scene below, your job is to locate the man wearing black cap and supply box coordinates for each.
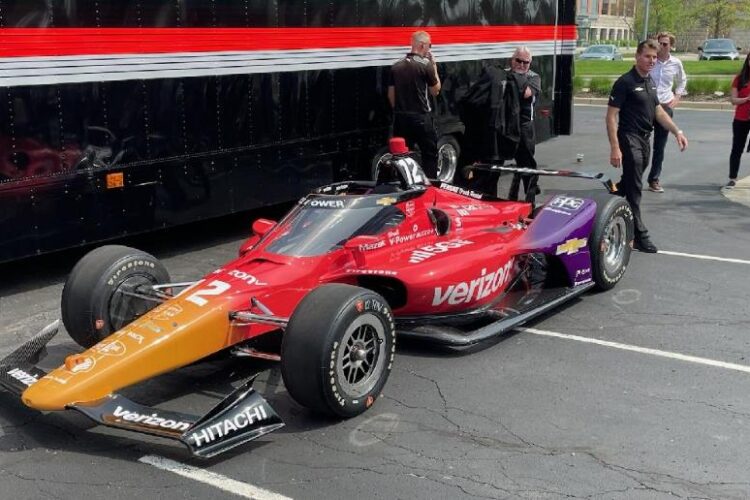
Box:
[606,39,688,253]
[387,30,441,179]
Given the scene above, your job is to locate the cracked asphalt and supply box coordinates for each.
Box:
[1,106,749,499]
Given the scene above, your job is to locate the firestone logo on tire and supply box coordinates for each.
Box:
[432,258,515,306]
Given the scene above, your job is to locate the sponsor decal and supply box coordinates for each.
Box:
[68,356,95,373]
[439,183,484,199]
[451,204,485,217]
[152,304,184,321]
[94,340,126,356]
[548,195,584,212]
[408,239,474,264]
[376,196,397,206]
[574,267,593,285]
[112,406,191,432]
[388,228,434,246]
[357,240,386,251]
[190,404,269,447]
[307,199,345,209]
[345,269,397,276]
[7,368,38,386]
[405,201,416,217]
[106,259,156,286]
[432,259,515,306]
[556,238,588,256]
[227,269,267,286]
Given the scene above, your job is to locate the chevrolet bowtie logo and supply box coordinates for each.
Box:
[556,238,588,255]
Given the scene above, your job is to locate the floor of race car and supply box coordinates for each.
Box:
[1,106,749,500]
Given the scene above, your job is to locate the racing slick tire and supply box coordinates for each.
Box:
[589,195,634,291]
[281,284,396,418]
[61,245,171,348]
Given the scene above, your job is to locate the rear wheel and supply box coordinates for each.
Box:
[281,284,396,418]
[589,196,633,290]
[437,135,460,183]
[61,245,170,348]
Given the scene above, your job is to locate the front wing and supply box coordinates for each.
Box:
[0,321,284,458]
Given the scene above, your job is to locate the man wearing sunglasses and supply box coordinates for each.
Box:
[509,46,541,196]
[387,30,442,179]
[647,31,688,193]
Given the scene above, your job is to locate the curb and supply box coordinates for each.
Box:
[721,176,750,208]
[574,96,734,111]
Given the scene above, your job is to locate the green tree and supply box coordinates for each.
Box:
[695,0,746,38]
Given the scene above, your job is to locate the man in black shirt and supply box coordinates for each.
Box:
[388,30,441,179]
[606,39,688,253]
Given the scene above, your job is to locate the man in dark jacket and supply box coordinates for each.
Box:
[387,30,442,179]
[508,46,541,197]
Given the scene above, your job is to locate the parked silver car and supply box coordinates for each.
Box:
[578,44,623,61]
[698,39,741,61]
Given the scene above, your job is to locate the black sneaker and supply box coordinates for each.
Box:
[633,237,658,253]
[724,180,737,190]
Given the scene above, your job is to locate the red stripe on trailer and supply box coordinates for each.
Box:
[0,25,577,58]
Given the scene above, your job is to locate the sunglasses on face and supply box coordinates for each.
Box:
[660,42,670,47]
[422,42,432,48]
[514,58,531,65]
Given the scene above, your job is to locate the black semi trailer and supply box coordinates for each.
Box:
[0,0,576,262]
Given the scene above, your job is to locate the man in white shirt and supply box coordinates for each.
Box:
[647,31,687,193]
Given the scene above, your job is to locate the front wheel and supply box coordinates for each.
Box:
[61,245,170,348]
[589,196,634,290]
[281,284,396,418]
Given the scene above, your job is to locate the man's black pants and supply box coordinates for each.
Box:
[648,104,672,183]
[394,113,439,179]
[618,131,651,239]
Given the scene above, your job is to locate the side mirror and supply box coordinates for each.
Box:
[697,47,703,52]
[252,218,276,237]
[738,47,743,51]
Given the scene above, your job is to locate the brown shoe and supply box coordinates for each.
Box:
[648,180,664,193]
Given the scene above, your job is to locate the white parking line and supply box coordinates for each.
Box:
[521,328,750,374]
[139,455,292,500]
[658,250,750,265]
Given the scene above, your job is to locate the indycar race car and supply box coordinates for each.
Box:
[0,138,634,457]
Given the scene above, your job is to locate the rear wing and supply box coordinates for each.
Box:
[463,163,618,205]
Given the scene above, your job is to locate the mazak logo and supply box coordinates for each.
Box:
[409,239,473,264]
[112,406,191,432]
[549,196,584,212]
[556,238,588,255]
[432,259,515,306]
[190,404,269,447]
[7,368,38,386]
[308,199,345,209]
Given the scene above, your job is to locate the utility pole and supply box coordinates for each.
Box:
[642,0,650,41]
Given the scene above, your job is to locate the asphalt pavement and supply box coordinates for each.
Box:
[1,105,749,500]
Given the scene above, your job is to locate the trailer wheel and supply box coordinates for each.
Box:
[589,196,634,290]
[61,245,170,348]
[437,135,460,183]
[281,284,396,418]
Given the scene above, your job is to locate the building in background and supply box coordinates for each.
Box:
[576,0,637,46]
